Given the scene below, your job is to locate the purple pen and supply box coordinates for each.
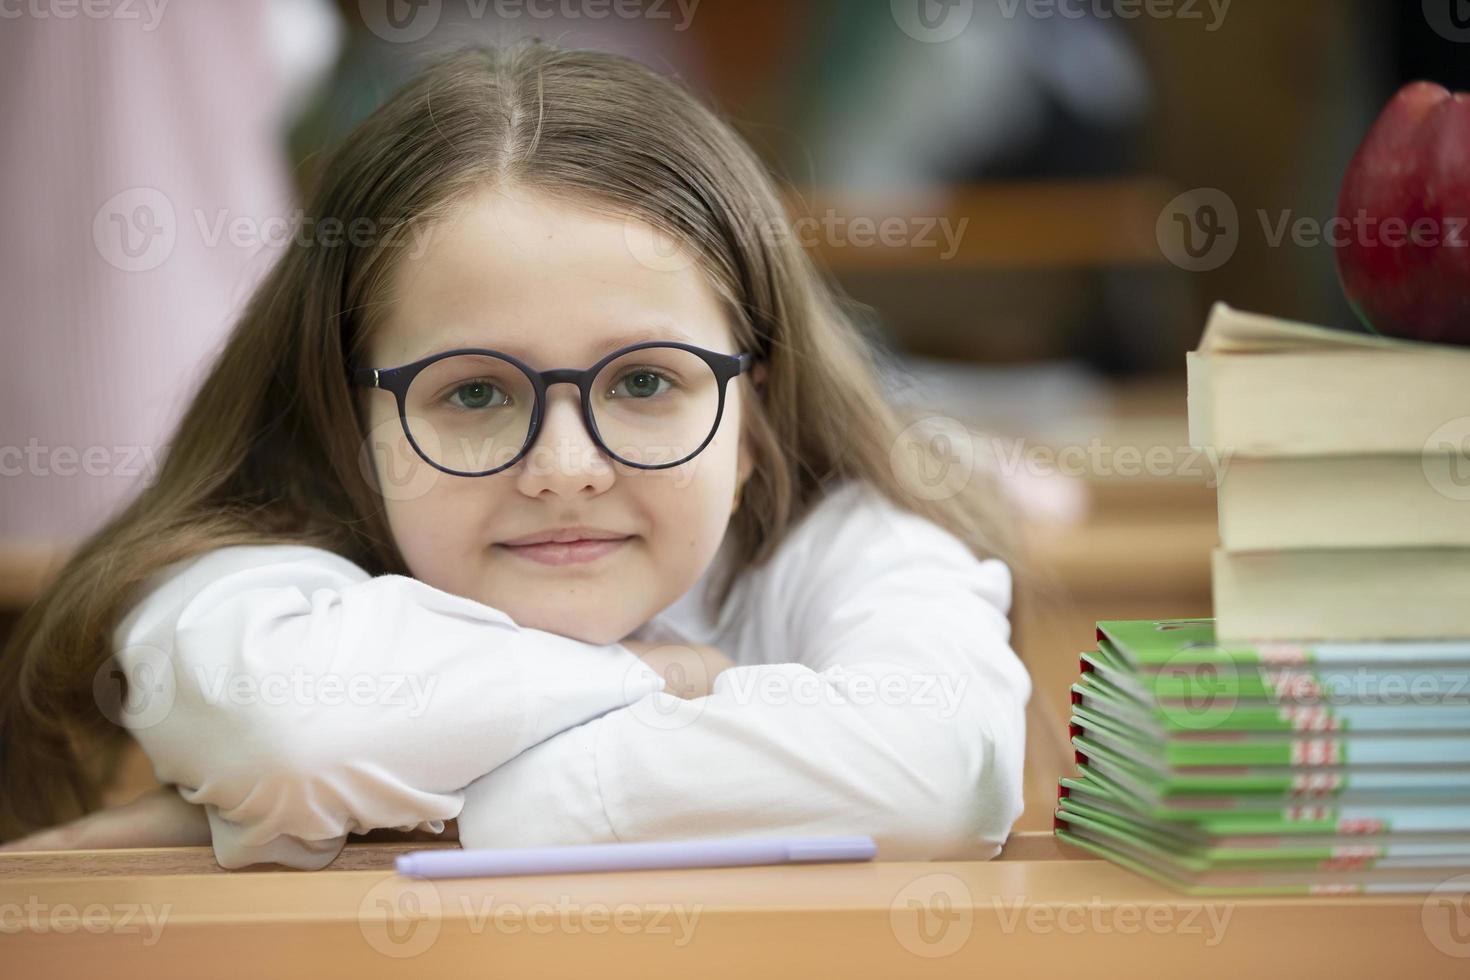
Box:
[394,835,877,878]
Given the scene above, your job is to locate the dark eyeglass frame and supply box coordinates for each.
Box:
[352,340,760,477]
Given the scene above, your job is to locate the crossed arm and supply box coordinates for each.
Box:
[5,494,1029,864]
[0,639,733,854]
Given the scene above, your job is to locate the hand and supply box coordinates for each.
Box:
[621,638,736,699]
[0,786,210,853]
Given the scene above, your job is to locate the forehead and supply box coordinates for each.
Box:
[369,185,733,368]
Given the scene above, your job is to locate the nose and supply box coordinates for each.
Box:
[512,382,615,495]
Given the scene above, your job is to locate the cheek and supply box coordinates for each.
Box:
[363,417,495,572]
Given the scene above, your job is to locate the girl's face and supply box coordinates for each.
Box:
[360,185,755,647]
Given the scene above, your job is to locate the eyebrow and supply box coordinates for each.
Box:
[402,327,705,366]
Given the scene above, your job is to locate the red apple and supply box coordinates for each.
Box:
[1334,81,1470,346]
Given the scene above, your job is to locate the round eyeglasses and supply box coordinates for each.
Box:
[352,341,759,477]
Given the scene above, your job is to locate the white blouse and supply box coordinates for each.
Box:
[111,479,1031,869]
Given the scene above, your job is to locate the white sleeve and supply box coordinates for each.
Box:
[455,489,1033,860]
[110,544,666,870]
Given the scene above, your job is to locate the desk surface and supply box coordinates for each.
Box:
[3,834,1465,979]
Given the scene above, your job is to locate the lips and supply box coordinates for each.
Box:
[500,526,631,546]
[498,536,631,566]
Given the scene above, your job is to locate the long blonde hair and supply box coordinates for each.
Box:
[0,40,1021,840]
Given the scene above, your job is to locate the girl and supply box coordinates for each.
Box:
[0,41,1031,869]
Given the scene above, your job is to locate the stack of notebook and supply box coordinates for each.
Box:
[1188,302,1470,642]
[1054,618,1470,895]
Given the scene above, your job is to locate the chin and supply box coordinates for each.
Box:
[506,604,627,647]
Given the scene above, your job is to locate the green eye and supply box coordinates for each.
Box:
[612,368,675,399]
[449,381,507,410]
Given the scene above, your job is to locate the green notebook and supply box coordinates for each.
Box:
[1097,619,1470,669]
[1072,733,1470,798]
[1084,641,1470,705]
[1056,801,1470,870]
[1061,767,1470,834]
[1070,703,1470,767]
[1074,669,1470,734]
[1057,822,1470,896]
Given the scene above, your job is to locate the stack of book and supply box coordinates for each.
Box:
[1054,619,1470,895]
[1187,302,1470,642]
[1055,305,1470,894]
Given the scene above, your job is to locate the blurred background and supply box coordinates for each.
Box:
[0,0,1459,826]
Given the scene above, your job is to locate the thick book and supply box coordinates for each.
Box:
[1216,455,1470,550]
[1211,549,1470,642]
[1186,302,1470,457]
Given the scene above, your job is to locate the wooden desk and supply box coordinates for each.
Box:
[3,834,1465,978]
